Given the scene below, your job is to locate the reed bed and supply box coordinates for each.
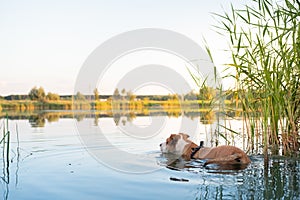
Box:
[210,0,300,156]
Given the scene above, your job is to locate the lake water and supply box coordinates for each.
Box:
[1,111,299,200]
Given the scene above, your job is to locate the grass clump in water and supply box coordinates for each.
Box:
[209,0,300,157]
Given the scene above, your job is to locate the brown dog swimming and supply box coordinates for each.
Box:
[160,133,251,166]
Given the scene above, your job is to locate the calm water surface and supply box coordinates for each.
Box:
[1,112,299,200]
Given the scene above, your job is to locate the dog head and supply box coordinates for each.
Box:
[160,133,195,155]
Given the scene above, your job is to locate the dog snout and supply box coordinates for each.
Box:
[160,142,167,153]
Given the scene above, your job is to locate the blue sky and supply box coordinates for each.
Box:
[0,0,246,95]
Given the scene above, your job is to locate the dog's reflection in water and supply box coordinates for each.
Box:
[158,153,250,183]
[160,153,249,174]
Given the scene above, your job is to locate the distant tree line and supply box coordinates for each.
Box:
[1,86,237,102]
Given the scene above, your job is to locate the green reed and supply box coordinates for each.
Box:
[210,0,300,156]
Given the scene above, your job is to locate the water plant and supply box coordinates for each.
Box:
[1,114,10,187]
[211,0,300,156]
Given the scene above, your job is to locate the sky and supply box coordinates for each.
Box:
[0,0,247,96]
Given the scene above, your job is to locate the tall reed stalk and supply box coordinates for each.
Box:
[1,114,10,185]
[212,0,300,156]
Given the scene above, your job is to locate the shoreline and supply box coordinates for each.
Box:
[0,99,235,112]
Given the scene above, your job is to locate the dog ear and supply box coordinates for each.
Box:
[179,133,190,139]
